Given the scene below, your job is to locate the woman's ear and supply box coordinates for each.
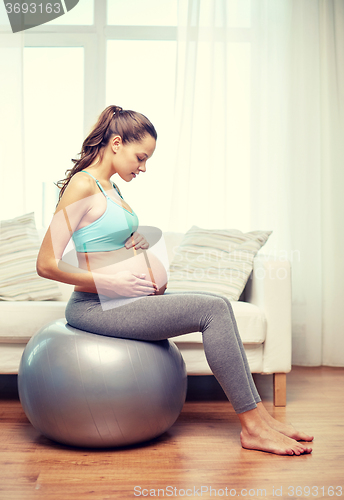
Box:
[111,135,122,153]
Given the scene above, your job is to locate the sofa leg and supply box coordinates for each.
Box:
[273,373,287,407]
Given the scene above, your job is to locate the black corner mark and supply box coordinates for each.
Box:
[64,0,79,12]
[4,0,81,33]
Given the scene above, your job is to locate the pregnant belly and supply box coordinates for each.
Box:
[76,247,168,295]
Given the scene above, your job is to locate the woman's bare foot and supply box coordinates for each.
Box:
[256,402,314,442]
[240,423,312,455]
[238,408,312,455]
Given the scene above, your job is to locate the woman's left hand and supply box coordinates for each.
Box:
[125,232,149,250]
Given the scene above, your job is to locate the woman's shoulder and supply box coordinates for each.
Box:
[65,171,97,197]
[57,171,98,211]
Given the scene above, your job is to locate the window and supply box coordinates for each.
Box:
[1,0,252,229]
[47,0,94,25]
[0,3,8,25]
[107,0,178,26]
[24,47,84,226]
[19,0,179,228]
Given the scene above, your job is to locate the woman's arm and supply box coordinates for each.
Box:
[37,174,100,292]
[36,174,157,298]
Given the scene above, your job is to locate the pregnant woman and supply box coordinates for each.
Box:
[37,105,313,455]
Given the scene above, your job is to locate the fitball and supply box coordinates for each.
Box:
[18,319,187,448]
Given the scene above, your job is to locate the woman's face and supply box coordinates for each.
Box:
[112,134,156,182]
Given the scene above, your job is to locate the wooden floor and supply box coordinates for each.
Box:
[1,366,344,500]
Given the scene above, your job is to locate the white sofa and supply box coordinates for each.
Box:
[0,232,292,406]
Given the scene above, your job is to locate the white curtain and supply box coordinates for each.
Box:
[169,0,252,233]
[171,0,344,366]
[0,29,25,220]
[250,0,344,367]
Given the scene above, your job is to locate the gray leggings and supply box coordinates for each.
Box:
[65,290,261,414]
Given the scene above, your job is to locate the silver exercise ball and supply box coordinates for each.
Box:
[18,319,187,448]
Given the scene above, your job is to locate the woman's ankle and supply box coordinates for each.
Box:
[238,407,267,435]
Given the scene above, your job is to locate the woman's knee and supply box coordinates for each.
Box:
[201,295,230,320]
[217,294,234,314]
[196,291,234,315]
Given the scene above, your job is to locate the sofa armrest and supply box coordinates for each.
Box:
[244,254,292,374]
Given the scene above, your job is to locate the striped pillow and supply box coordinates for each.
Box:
[167,226,272,301]
[0,212,61,301]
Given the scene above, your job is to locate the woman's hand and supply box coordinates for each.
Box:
[94,270,158,298]
[124,232,149,251]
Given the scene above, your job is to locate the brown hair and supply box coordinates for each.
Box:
[56,105,157,202]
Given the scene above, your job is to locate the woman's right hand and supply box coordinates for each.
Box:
[94,271,158,298]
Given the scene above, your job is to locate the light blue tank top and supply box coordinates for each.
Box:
[72,171,139,253]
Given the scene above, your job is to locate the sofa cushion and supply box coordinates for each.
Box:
[0,301,66,343]
[0,212,61,301]
[0,299,266,346]
[173,343,264,374]
[167,226,272,301]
